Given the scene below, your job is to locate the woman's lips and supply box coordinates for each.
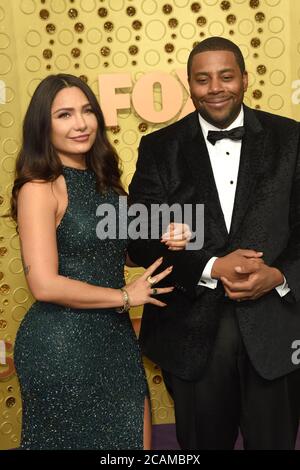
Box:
[70,135,90,142]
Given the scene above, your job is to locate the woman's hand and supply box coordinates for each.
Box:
[161,222,192,251]
[125,257,174,307]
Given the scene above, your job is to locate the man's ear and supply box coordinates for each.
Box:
[243,71,248,92]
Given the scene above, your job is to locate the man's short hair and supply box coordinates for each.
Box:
[187,37,246,79]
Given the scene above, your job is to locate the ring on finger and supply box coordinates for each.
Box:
[147,275,156,286]
[151,288,158,296]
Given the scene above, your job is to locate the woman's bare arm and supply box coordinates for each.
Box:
[18,181,123,309]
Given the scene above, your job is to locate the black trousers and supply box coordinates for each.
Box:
[162,303,300,450]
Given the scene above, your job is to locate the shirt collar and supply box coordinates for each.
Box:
[198,106,244,139]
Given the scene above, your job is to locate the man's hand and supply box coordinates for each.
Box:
[221,264,284,301]
[211,249,264,282]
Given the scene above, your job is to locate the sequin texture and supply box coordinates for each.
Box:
[14,167,148,449]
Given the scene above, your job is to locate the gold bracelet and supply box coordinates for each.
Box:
[116,287,130,313]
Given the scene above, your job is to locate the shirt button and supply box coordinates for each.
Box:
[230,180,234,184]
[226,152,230,155]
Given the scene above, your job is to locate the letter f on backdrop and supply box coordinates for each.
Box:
[98,74,132,127]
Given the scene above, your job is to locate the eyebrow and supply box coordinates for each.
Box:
[194,68,235,76]
[52,103,92,115]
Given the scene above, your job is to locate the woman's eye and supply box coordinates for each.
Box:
[84,108,94,114]
[58,112,70,118]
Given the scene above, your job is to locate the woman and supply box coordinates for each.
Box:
[11,74,189,450]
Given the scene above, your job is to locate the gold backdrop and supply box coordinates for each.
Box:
[1,0,300,450]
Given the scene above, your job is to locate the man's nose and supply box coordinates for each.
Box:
[208,77,224,93]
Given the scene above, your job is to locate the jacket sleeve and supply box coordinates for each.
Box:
[273,126,300,303]
[128,135,213,299]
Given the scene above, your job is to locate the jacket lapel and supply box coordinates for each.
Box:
[181,111,229,240]
[228,105,266,239]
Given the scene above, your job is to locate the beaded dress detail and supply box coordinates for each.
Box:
[14,166,148,449]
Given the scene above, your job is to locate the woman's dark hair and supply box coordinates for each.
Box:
[187,37,246,80]
[9,73,126,222]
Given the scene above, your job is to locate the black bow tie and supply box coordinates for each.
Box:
[207,126,245,145]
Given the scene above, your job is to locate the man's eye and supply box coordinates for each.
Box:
[223,76,232,80]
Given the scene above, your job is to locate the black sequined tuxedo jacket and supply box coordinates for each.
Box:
[128,105,300,381]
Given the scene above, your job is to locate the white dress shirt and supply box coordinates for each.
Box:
[197,108,289,297]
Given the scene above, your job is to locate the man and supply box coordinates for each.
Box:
[128,37,300,449]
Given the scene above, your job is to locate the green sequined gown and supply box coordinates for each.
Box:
[14,166,148,450]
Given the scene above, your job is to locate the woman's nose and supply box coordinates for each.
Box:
[74,113,87,130]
